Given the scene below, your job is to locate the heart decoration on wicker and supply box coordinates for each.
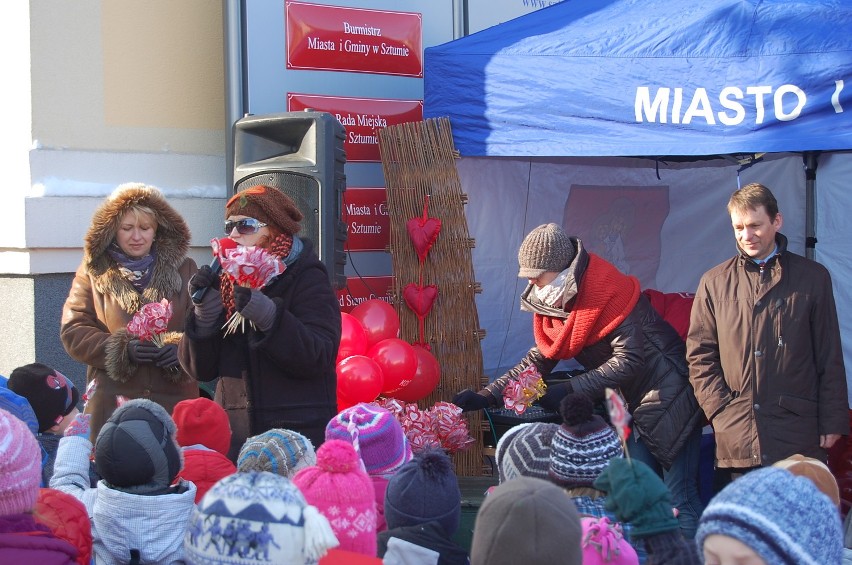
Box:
[406,195,442,264]
[403,283,438,347]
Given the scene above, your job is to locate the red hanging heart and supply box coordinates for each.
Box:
[403,283,438,319]
[406,195,442,263]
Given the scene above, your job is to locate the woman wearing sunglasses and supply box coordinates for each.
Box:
[60,183,199,441]
[179,185,341,460]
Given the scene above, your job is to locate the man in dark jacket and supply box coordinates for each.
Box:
[453,222,704,538]
[687,182,848,487]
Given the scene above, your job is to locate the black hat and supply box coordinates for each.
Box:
[95,398,183,494]
[8,363,79,433]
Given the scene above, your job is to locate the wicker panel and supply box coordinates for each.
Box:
[378,117,486,477]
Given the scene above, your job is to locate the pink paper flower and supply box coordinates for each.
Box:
[127,299,173,347]
[503,365,546,415]
[220,245,284,335]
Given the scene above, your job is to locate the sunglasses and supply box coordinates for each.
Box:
[225,218,268,235]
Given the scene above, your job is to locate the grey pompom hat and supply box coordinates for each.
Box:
[517,223,575,278]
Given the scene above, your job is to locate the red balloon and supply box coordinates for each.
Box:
[350,299,400,349]
[389,345,441,402]
[336,355,384,406]
[337,312,368,363]
[368,338,417,395]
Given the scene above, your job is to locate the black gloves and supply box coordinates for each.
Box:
[538,381,571,411]
[233,286,277,331]
[189,265,220,304]
[233,285,252,311]
[452,389,491,412]
[128,339,159,365]
[154,344,180,369]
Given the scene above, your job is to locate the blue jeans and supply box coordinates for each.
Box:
[626,423,704,539]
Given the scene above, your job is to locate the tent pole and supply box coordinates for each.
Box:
[803,152,819,261]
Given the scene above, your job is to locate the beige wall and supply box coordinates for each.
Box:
[31,0,225,154]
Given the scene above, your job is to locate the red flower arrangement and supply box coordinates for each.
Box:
[220,245,284,335]
[376,397,475,454]
[127,299,173,347]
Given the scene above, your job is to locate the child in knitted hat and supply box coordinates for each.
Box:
[8,363,81,486]
[595,458,699,565]
[325,402,414,532]
[379,447,469,564]
[547,392,644,562]
[237,428,317,478]
[184,471,339,564]
[50,398,197,564]
[581,516,639,565]
[470,476,582,565]
[172,397,237,502]
[494,421,559,483]
[696,466,843,564]
[0,407,79,563]
[293,439,377,556]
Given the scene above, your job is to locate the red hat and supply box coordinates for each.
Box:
[172,397,231,456]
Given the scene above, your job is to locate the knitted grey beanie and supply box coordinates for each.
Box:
[495,422,560,483]
[696,466,843,564]
[518,223,575,278]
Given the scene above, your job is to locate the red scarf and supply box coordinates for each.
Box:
[533,254,640,360]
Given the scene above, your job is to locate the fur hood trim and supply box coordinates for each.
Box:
[84,183,191,312]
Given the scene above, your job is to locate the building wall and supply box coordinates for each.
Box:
[1,1,228,373]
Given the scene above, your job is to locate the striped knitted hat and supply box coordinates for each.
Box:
[548,392,622,488]
[237,428,317,478]
[294,440,377,556]
[696,467,843,564]
[495,422,560,483]
[0,407,42,514]
[325,403,412,478]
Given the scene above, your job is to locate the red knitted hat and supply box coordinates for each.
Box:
[225,185,303,235]
[172,397,232,456]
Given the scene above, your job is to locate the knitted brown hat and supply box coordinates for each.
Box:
[225,185,303,235]
[518,223,575,278]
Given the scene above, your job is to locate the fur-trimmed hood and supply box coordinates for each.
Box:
[84,183,190,312]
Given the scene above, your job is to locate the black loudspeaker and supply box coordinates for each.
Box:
[233,111,347,289]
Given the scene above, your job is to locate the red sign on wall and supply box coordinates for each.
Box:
[288,94,423,162]
[342,187,390,252]
[337,276,395,312]
[286,1,423,77]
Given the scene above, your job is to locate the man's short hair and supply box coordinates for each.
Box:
[727,182,779,219]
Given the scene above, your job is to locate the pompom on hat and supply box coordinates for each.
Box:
[517,223,576,278]
[581,517,639,565]
[184,471,339,565]
[226,185,303,236]
[172,397,231,456]
[325,402,413,478]
[8,363,79,433]
[0,378,39,434]
[94,398,183,495]
[696,466,843,565]
[293,439,377,556]
[0,407,42,514]
[495,421,559,483]
[384,447,462,536]
[237,428,317,478]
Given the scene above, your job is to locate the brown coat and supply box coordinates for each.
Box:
[687,233,849,468]
[60,184,198,440]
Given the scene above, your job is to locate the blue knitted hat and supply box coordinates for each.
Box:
[237,428,317,478]
[0,378,39,435]
[696,467,843,564]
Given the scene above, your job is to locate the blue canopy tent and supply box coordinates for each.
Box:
[424,0,852,157]
[422,0,852,404]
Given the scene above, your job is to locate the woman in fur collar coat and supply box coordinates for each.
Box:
[60,183,198,441]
